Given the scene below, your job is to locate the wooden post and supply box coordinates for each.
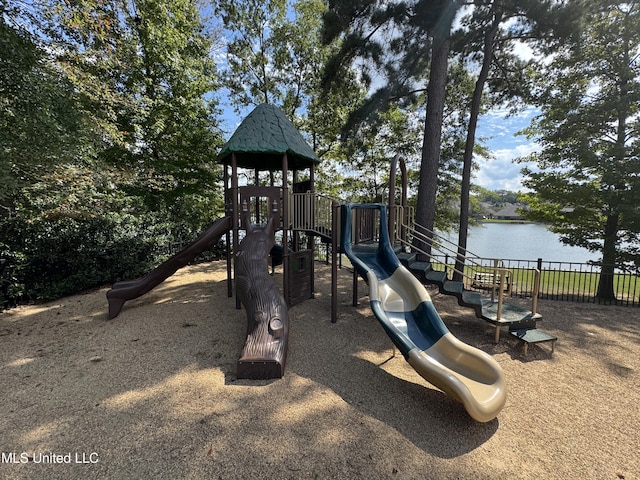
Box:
[254,167,260,225]
[282,153,289,304]
[491,258,499,303]
[232,153,240,309]
[388,154,408,246]
[496,270,504,321]
[292,169,298,252]
[532,268,540,315]
[310,164,315,297]
[389,157,397,244]
[224,164,232,297]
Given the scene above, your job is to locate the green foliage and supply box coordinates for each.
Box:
[321,0,467,236]
[520,1,640,272]
[0,155,226,307]
[0,212,226,307]
[214,0,368,203]
[1,0,226,308]
[340,104,422,202]
[1,214,155,303]
[0,5,87,213]
[214,0,288,108]
[476,188,527,206]
[43,0,224,216]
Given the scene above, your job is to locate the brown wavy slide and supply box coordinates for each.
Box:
[106,216,232,319]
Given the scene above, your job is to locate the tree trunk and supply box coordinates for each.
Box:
[596,213,618,301]
[414,26,452,257]
[454,9,502,282]
[597,63,629,301]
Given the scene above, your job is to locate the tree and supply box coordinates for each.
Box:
[213,0,367,195]
[520,1,640,300]
[0,1,87,216]
[2,0,229,305]
[43,0,224,228]
[416,0,460,251]
[413,60,487,232]
[340,104,422,202]
[449,0,557,279]
[214,0,288,110]
[321,0,463,248]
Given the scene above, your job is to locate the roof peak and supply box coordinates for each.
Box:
[216,103,320,171]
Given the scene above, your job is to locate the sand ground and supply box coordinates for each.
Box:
[0,260,638,480]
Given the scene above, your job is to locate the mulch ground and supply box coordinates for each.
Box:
[1,261,638,480]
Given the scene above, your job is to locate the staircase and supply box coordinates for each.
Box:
[393,219,557,355]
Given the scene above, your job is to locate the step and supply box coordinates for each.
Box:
[461,290,483,316]
[442,280,464,296]
[481,300,541,325]
[407,261,432,282]
[509,328,557,356]
[481,300,543,342]
[408,260,431,271]
[425,270,447,284]
[397,252,417,266]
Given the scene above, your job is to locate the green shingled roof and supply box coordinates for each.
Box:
[216,103,320,170]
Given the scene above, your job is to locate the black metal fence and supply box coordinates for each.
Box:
[436,255,640,307]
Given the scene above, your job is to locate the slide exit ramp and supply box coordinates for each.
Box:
[107,216,232,319]
[340,204,507,422]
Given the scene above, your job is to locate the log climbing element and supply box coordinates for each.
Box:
[235,209,289,379]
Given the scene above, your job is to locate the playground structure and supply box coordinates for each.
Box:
[341,203,506,422]
[106,102,554,421]
[234,206,289,379]
[108,103,321,380]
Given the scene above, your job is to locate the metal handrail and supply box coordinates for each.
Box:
[396,220,535,319]
[411,221,485,265]
[400,222,490,284]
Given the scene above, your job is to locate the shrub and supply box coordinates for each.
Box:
[0,212,226,308]
[1,214,155,302]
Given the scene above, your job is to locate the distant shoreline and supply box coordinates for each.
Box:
[477,219,543,225]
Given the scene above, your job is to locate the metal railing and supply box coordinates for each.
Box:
[419,250,639,307]
[285,194,639,307]
[396,218,541,318]
[453,257,640,307]
[289,192,338,240]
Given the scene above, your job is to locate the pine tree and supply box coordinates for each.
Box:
[521,1,640,300]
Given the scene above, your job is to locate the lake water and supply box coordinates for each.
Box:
[441,223,598,264]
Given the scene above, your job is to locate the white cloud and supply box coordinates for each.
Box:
[472,105,542,191]
[475,143,540,191]
[512,40,535,62]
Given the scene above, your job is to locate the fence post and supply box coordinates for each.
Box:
[532,269,541,315]
[537,258,543,301]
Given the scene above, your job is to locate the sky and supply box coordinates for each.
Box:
[475,107,540,192]
[219,101,541,194]
[215,19,541,194]
[461,38,539,193]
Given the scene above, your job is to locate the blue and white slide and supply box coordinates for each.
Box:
[341,204,507,422]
